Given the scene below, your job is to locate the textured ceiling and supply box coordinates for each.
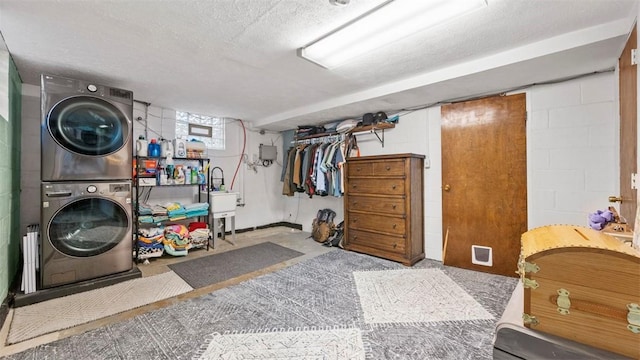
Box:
[0,0,636,130]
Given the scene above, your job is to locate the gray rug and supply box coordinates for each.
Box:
[4,249,518,360]
[168,242,304,288]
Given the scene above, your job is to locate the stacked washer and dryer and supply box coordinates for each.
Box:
[40,74,134,289]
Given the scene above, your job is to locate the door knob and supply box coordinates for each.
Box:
[444,184,451,192]
[608,195,623,203]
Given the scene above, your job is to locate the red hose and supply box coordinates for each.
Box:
[230,119,246,190]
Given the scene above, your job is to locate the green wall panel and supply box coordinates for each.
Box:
[8,56,22,293]
[0,53,22,301]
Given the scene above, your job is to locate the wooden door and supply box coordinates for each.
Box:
[618,25,637,227]
[441,94,527,277]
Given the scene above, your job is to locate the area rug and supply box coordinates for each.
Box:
[353,268,494,324]
[168,241,304,288]
[6,271,193,344]
[4,250,518,360]
[195,328,366,359]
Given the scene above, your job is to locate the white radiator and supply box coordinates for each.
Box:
[21,224,39,294]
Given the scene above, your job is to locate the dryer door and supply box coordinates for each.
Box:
[48,197,130,257]
[47,96,130,156]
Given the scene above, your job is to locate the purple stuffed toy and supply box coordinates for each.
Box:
[588,209,614,230]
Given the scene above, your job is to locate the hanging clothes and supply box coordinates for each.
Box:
[284,134,348,198]
[282,146,297,196]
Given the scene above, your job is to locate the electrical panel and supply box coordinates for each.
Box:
[259,144,277,161]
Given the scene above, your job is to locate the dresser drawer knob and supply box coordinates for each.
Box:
[353,236,358,241]
[392,224,397,229]
[386,166,391,171]
[393,243,397,248]
[353,218,358,223]
[392,204,397,209]
[353,202,358,207]
[391,185,397,190]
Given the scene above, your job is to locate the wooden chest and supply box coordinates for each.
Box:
[519,225,640,359]
[343,153,424,266]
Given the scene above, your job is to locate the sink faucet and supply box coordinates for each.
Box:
[211,166,225,190]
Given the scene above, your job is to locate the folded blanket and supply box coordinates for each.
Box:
[138,203,153,216]
[184,202,209,211]
[151,205,168,215]
[152,215,169,223]
[138,215,154,223]
[185,210,209,218]
[138,235,164,244]
[137,241,164,250]
[163,202,183,211]
[138,227,164,237]
[167,207,186,216]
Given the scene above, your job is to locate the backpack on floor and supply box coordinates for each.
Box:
[323,221,344,248]
[311,208,336,243]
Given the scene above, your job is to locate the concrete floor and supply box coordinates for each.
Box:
[0,227,331,357]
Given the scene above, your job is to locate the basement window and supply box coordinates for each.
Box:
[175,111,225,150]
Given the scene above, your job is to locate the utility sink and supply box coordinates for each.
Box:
[201,191,238,215]
[201,191,238,246]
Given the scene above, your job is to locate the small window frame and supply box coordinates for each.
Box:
[175,111,225,150]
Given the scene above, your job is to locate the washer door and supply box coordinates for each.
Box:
[48,197,130,257]
[47,96,129,156]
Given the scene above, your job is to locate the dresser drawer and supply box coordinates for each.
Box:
[373,160,405,176]
[348,212,406,235]
[347,162,373,176]
[347,160,406,177]
[347,195,405,215]
[347,178,405,195]
[346,229,406,254]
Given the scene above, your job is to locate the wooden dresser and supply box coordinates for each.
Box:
[343,153,425,266]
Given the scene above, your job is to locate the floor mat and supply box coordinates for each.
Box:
[168,242,304,288]
[7,271,193,344]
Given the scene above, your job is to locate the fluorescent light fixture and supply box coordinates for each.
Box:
[299,0,487,69]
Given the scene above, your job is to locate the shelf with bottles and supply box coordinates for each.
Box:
[134,156,208,187]
[137,136,208,159]
[133,154,213,260]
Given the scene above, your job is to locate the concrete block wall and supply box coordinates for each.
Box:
[527,72,618,228]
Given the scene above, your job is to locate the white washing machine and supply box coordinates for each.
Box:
[40,181,133,288]
[41,74,133,181]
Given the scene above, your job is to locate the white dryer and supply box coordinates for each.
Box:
[40,181,133,288]
[41,74,133,181]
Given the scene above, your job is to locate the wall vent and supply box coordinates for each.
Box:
[471,245,493,266]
